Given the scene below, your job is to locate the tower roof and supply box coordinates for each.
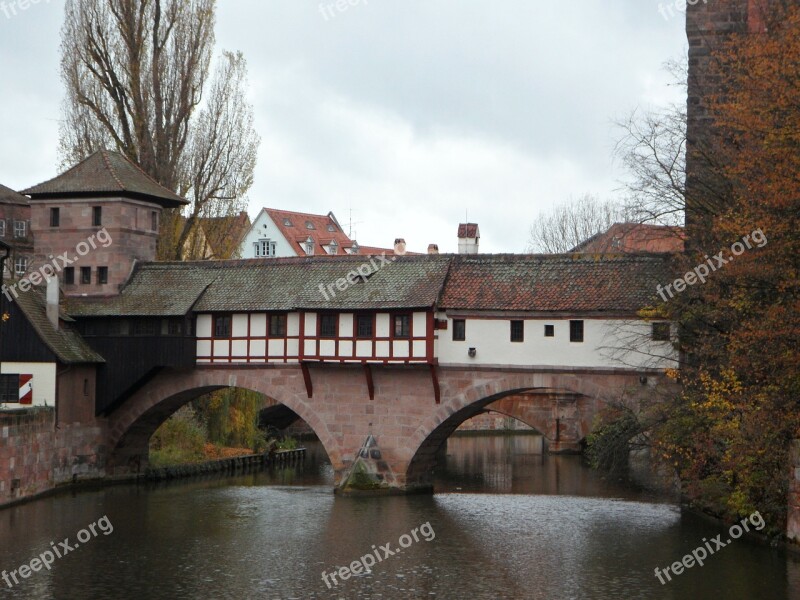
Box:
[23,150,188,208]
[0,183,30,206]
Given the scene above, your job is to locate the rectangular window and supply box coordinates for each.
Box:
[168,320,184,336]
[64,267,75,285]
[151,211,158,232]
[92,206,102,227]
[544,324,555,337]
[356,314,373,338]
[570,320,584,343]
[652,322,671,342]
[13,220,26,238]
[255,240,277,257]
[319,314,337,338]
[510,320,524,343]
[0,374,19,403]
[0,220,5,237]
[97,267,108,285]
[393,314,411,338]
[50,207,60,227]
[83,379,89,397]
[269,314,287,337]
[452,319,466,341]
[13,257,27,276]
[132,319,159,336]
[214,315,231,338]
[80,266,91,285]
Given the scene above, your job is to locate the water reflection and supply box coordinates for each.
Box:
[0,433,795,599]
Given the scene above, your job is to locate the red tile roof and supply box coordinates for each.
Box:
[571,223,685,254]
[458,223,480,238]
[23,150,188,208]
[265,208,353,256]
[440,253,675,313]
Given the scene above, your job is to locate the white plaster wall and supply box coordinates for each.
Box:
[435,315,677,369]
[0,363,57,408]
[239,210,297,258]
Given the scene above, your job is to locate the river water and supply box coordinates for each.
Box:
[0,433,797,599]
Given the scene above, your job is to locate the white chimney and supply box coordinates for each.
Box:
[46,276,59,330]
[457,223,480,254]
[394,238,407,255]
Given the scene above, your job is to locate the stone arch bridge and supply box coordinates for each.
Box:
[107,363,666,493]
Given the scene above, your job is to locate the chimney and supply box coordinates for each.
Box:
[457,223,480,255]
[394,238,407,255]
[427,244,439,255]
[46,276,59,330]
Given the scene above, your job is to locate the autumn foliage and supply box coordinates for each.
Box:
[653,3,800,531]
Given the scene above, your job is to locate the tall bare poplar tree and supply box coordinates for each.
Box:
[59,0,259,259]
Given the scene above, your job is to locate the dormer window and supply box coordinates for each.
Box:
[327,223,336,232]
[283,218,293,227]
[305,237,315,255]
[305,221,315,230]
[326,240,339,255]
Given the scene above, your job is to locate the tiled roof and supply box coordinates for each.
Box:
[0,183,29,206]
[264,208,353,256]
[571,223,685,254]
[458,223,479,238]
[14,287,105,364]
[439,253,675,313]
[66,255,453,316]
[23,150,188,208]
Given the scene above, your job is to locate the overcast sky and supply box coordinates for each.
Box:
[0,0,686,253]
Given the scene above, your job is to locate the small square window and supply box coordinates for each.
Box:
[13,257,27,276]
[320,314,337,338]
[80,267,92,284]
[652,322,671,342]
[269,314,287,337]
[214,315,231,338]
[0,374,19,403]
[452,319,466,341]
[50,207,60,227]
[356,314,373,338]
[393,314,410,338]
[13,220,26,238]
[97,267,108,285]
[64,267,75,285]
[510,320,524,343]
[544,324,555,337]
[570,320,584,343]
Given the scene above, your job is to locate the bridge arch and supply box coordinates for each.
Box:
[106,367,340,475]
[404,370,641,488]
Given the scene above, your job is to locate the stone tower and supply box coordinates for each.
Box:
[23,151,187,297]
[685,0,770,241]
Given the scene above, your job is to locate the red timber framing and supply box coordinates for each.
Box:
[197,310,441,402]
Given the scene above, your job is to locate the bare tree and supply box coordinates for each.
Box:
[526,194,632,253]
[59,0,259,260]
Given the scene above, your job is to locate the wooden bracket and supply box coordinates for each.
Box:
[363,363,375,400]
[300,362,313,399]
[429,363,440,404]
